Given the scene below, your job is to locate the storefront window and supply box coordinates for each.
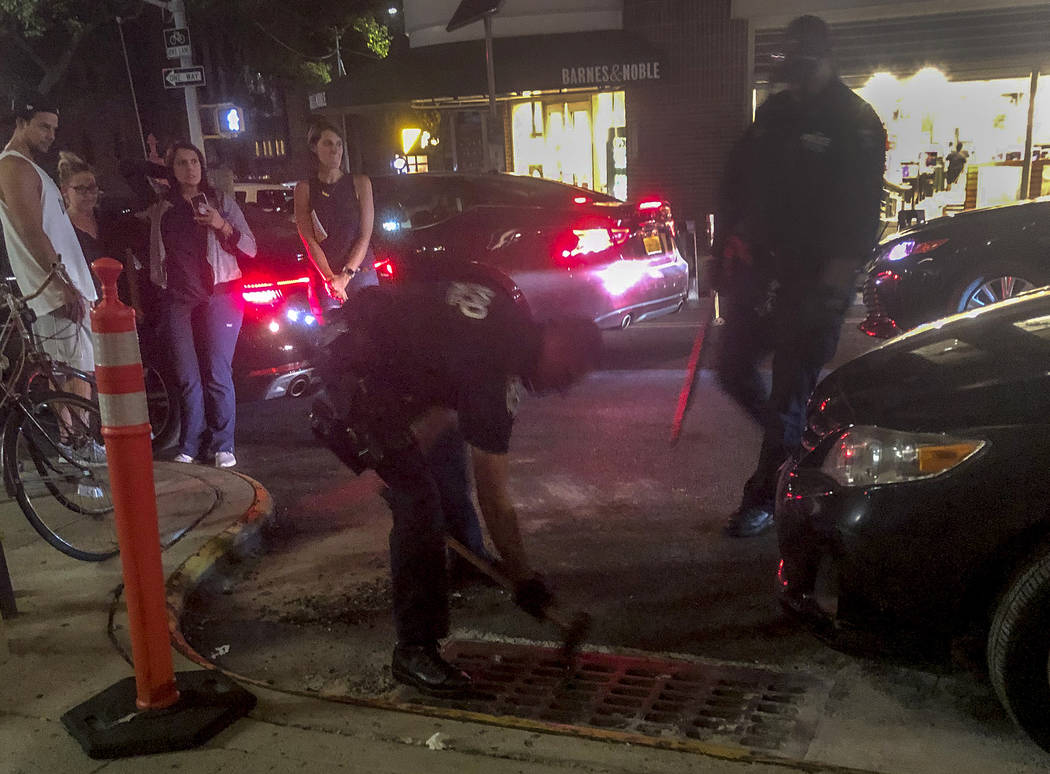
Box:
[510,90,627,198]
[856,68,1050,209]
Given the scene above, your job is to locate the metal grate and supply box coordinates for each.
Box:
[402,640,831,757]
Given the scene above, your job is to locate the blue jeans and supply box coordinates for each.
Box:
[167,291,244,458]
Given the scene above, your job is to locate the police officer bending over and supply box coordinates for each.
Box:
[313,279,602,695]
[713,15,886,537]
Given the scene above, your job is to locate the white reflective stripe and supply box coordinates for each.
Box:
[97,391,149,427]
[91,331,142,367]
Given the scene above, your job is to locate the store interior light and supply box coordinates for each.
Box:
[401,127,422,154]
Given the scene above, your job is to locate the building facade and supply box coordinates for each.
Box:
[309,0,1050,249]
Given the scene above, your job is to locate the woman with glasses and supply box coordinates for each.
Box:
[58,152,104,263]
[59,152,148,318]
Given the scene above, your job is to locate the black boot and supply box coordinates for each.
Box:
[392,643,472,696]
[725,505,774,537]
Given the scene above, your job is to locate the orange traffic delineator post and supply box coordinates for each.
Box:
[62,258,255,759]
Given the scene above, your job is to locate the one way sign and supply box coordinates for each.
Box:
[162,66,206,89]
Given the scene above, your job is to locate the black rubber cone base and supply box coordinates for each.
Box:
[61,670,256,759]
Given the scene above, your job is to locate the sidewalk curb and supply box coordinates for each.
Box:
[166,471,274,647]
[160,473,879,774]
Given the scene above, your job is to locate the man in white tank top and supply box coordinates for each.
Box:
[0,97,99,401]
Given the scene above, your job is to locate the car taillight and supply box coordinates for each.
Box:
[638,199,663,211]
[553,223,631,264]
[242,276,312,306]
[374,258,396,279]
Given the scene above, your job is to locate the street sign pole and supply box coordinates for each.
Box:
[168,0,204,155]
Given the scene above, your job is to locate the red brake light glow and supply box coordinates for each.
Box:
[242,276,312,306]
[373,258,396,279]
[555,222,632,263]
[573,195,589,204]
[639,200,663,211]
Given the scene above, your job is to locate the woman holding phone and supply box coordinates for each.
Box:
[293,121,376,304]
[144,141,256,467]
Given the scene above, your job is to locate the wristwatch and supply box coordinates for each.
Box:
[340,265,358,278]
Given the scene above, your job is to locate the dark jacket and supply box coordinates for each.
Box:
[716,79,886,293]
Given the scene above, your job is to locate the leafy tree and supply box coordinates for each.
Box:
[1,0,394,96]
[0,0,141,94]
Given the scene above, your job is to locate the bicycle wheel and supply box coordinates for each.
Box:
[8,391,118,561]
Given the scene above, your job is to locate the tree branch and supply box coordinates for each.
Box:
[0,28,48,73]
[37,21,100,94]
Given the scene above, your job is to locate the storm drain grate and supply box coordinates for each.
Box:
[407,640,831,757]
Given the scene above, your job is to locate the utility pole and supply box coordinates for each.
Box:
[446,1,505,172]
[144,0,205,153]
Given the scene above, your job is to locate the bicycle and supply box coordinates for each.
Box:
[0,265,117,561]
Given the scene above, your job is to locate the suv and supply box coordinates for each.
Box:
[232,182,295,216]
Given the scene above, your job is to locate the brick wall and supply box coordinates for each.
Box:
[624,0,750,248]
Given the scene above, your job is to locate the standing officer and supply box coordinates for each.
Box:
[312,280,602,694]
[714,15,886,537]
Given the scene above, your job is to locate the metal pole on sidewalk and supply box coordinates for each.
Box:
[116,17,149,160]
[62,258,254,760]
[0,536,15,618]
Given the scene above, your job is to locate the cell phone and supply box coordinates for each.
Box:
[191,192,209,215]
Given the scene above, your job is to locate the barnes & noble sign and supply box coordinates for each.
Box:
[561,61,661,87]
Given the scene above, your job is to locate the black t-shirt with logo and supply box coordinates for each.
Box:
[327,280,540,455]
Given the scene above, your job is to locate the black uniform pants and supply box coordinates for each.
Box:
[374,426,485,646]
[717,270,851,513]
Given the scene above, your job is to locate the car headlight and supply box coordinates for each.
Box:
[821,426,985,487]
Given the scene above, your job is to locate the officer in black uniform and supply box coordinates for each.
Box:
[313,279,602,694]
[713,15,887,537]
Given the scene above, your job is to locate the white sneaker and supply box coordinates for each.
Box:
[173,453,196,464]
[214,451,237,468]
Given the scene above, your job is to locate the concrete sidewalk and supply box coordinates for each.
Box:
[0,461,805,774]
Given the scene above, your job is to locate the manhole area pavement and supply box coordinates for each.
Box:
[406,640,831,758]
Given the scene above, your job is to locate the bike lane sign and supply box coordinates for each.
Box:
[164,27,191,59]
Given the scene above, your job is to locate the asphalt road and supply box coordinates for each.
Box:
[182,300,1050,773]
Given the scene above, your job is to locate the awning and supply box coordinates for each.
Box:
[754,6,1050,85]
[319,30,665,111]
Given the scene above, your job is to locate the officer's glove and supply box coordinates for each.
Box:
[513,574,554,620]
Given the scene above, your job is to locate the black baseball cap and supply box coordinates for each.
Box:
[12,94,60,121]
[785,15,832,57]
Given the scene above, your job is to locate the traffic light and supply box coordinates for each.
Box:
[217,105,244,137]
[199,103,246,138]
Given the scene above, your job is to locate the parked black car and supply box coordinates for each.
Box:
[860,198,1050,337]
[0,199,321,449]
[368,173,690,329]
[776,287,1050,751]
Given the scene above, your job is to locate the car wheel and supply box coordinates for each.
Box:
[951,267,1038,314]
[987,546,1050,752]
[144,365,180,451]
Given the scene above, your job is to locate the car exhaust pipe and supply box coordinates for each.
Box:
[620,314,633,330]
[288,376,310,398]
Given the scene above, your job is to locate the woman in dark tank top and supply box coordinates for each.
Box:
[293,121,377,304]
